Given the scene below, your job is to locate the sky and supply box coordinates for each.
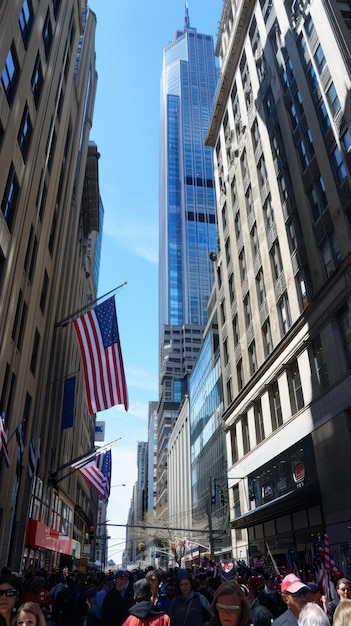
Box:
[86,0,223,567]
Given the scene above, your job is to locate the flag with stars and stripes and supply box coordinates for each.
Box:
[73,296,128,414]
[77,449,112,500]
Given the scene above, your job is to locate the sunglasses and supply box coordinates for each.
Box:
[0,589,18,598]
[216,603,240,613]
[287,588,308,598]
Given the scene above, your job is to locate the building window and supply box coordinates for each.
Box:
[288,359,304,413]
[233,484,241,519]
[242,414,250,454]
[237,359,243,392]
[244,293,252,328]
[223,337,229,366]
[308,177,328,222]
[18,103,32,162]
[31,53,43,108]
[321,232,341,277]
[314,44,326,74]
[270,240,283,281]
[263,195,275,231]
[1,163,19,231]
[42,10,53,60]
[318,100,331,133]
[239,248,247,281]
[256,270,266,306]
[225,238,231,266]
[233,314,239,346]
[332,146,347,184]
[262,319,273,357]
[230,426,238,464]
[52,0,62,19]
[326,83,341,117]
[248,341,257,375]
[220,300,226,326]
[234,210,241,239]
[341,129,351,160]
[227,378,233,405]
[19,0,34,47]
[254,400,265,444]
[1,43,20,106]
[312,335,329,391]
[269,381,283,430]
[229,273,235,303]
[40,270,49,312]
[278,293,291,335]
[337,305,351,369]
[250,223,259,259]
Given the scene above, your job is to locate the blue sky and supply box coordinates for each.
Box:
[87,0,223,566]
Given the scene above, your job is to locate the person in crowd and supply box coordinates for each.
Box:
[241,581,273,626]
[52,574,90,626]
[157,581,177,615]
[257,574,286,619]
[272,574,309,626]
[0,574,25,626]
[205,581,252,626]
[101,570,134,626]
[305,583,327,614]
[297,602,329,626]
[87,574,115,626]
[146,571,162,605]
[122,579,170,626]
[16,602,47,626]
[24,576,53,621]
[326,578,351,624]
[169,572,210,626]
[332,598,351,626]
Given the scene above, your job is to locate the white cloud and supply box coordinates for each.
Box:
[127,367,158,392]
[104,214,158,264]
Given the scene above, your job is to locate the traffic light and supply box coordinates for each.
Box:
[88,525,95,542]
[171,542,175,551]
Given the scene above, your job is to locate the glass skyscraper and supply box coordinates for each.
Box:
[156,9,219,517]
[159,8,218,331]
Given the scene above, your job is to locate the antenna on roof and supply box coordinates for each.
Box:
[184,0,190,30]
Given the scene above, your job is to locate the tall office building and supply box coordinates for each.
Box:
[207,0,351,563]
[0,0,99,571]
[157,7,218,517]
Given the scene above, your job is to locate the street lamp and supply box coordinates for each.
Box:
[111,484,126,487]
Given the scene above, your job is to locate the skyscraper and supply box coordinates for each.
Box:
[156,7,218,518]
[207,0,351,561]
[159,5,218,331]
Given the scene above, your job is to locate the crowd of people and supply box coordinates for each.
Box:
[0,564,350,626]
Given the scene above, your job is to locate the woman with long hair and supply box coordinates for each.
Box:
[332,598,351,626]
[0,575,24,626]
[15,602,47,626]
[206,582,252,626]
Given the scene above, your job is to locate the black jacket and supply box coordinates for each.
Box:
[101,583,135,626]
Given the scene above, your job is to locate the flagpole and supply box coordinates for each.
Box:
[55,282,127,328]
[48,437,121,486]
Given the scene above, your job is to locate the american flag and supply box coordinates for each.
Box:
[0,413,10,467]
[73,296,128,414]
[77,449,112,500]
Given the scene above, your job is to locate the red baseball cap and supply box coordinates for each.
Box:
[281,574,308,594]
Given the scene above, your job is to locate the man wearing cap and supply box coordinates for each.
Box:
[272,574,309,626]
[122,579,170,626]
[258,573,286,619]
[102,570,135,626]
